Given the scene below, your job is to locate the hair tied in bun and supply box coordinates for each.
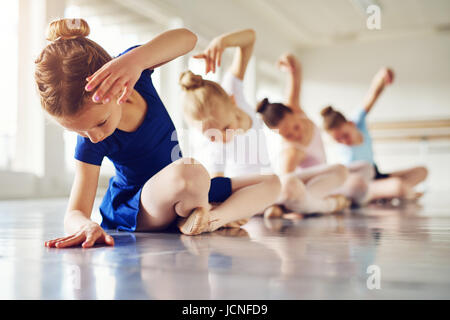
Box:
[46,18,90,42]
[256,98,270,114]
[179,70,204,90]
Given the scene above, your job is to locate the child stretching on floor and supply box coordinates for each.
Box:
[36,19,280,248]
[179,32,351,219]
[320,68,428,202]
[257,54,366,218]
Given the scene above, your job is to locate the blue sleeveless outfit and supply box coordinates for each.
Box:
[74,46,232,231]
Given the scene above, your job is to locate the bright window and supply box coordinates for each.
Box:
[0,2,18,169]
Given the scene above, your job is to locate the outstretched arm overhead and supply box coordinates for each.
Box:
[362,67,394,114]
[85,28,198,104]
[194,28,256,80]
[277,53,302,112]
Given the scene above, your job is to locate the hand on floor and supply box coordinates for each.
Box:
[45,222,114,248]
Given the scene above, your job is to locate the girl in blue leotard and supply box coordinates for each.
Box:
[36,19,280,248]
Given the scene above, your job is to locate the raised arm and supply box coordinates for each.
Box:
[194,28,256,80]
[45,160,114,248]
[86,28,198,104]
[362,67,394,114]
[277,53,302,112]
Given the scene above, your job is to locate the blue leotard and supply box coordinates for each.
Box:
[74,46,231,231]
[336,109,374,165]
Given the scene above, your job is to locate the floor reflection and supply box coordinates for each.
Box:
[0,199,450,299]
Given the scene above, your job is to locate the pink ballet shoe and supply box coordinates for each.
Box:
[327,194,351,213]
[283,212,304,220]
[177,207,211,236]
[222,218,250,228]
[263,205,284,219]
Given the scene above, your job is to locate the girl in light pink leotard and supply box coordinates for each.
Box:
[257,54,370,217]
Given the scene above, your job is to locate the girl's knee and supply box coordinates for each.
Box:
[334,164,349,182]
[267,174,281,194]
[280,175,305,202]
[416,166,428,181]
[171,158,210,194]
[390,177,405,197]
[347,174,368,196]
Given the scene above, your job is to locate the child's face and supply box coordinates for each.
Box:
[276,113,303,142]
[329,122,359,146]
[56,100,123,143]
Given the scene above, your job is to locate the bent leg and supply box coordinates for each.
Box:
[367,176,407,200]
[208,174,281,231]
[136,158,211,231]
[389,166,428,188]
[297,164,348,198]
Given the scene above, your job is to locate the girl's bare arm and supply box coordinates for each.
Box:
[64,160,101,233]
[85,28,198,104]
[194,28,256,80]
[278,53,302,112]
[362,67,394,114]
[45,160,114,248]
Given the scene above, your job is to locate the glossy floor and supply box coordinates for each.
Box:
[0,196,450,299]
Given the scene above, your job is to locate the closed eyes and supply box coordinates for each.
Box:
[97,119,108,127]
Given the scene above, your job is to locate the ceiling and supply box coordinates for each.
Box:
[69,0,450,78]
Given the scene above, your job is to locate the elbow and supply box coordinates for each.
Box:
[247,28,256,44]
[180,28,198,52]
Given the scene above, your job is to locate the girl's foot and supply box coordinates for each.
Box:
[405,191,424,201]
[223,218,250,228]
[283,212,304,220]
[178,207,211,235]
[264,205,284,219]
[328,195,351,212]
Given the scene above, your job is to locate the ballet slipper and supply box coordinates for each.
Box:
[264,205,284,219]
[178,207,211,236]
[283,212,304,220]
[263,217,284,232]
[212,228,249,237]
[222,218,250,228]
[327,194,351,212]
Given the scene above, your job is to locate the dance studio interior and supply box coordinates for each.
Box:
[1,0,449,301]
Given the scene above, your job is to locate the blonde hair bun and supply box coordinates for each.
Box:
[179,70,204,90]
[46,18,90,41]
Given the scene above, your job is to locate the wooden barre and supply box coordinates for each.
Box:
[369,119,450,130]
[373,134,450,142]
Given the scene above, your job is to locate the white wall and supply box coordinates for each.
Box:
[298,32,450,123]
[296,32,450,193]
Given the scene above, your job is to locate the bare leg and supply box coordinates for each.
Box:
[279,164,349,214]
[296,164,348,198]
[367,177,409,200]
[208,174,281,231]
[367,166,428,201]
[136,158,211,231]
[334,161,374,204]
[389,166,428,188]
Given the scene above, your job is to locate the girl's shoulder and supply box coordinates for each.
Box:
[74,135,110,166]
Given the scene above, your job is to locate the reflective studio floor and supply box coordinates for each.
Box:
[1,194,450,300]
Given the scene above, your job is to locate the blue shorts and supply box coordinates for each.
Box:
[208,177,232,203]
